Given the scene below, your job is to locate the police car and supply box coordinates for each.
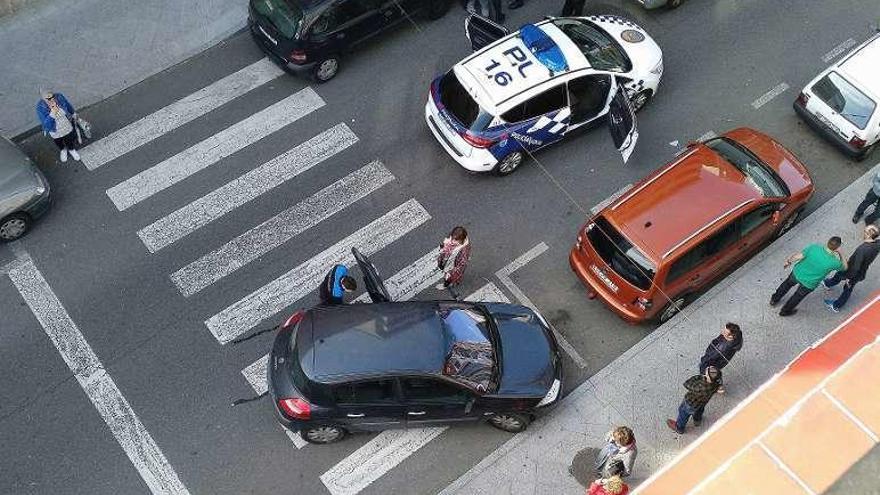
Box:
[794,33,880,161]
[425,14,663,175]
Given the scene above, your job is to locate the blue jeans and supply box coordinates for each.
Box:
[824,272,856,310]
[675,400,705,432]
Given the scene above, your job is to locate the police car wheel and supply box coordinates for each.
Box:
[313,58,340,83]
[667,0,684,8]
[630,90,652,113]
[495,151,524,176]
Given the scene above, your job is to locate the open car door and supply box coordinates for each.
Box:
[464,13,508,51]
[606,77,639,164]
[352,247,392,303]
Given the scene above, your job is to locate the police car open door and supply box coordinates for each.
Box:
[352,247,392,303]
[464,13,508,51]
[606,77,639,164]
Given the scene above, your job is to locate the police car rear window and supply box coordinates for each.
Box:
[440,71,493,131]
[811,71,876,130]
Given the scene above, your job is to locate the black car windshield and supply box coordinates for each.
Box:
[252,0,303,39]
[439,305,496,392]
[587,216,655,290]
[705,138,787,198]
[552,19,632,72]
[811,71,876,130]
[439,70,494,131]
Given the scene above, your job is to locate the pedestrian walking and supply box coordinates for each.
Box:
[698,322,742,394]
[823,225,880,312]
[437,226,471,299]
[770,236,846,316]
[852,170,880,225]
[666,366,721,434]
[594,426,637,478]
[587,460,629,495]
[319,264,357,305]
[561,0,586,16]
[36,90,81,163]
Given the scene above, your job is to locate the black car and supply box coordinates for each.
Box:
[249,0,450,82]
[266,249,563,444]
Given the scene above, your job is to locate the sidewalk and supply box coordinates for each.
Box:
[439,162,880,495]
[0,0,245,138]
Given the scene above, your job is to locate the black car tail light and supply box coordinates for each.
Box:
[279,398,311,420]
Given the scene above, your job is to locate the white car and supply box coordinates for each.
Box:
[425,14,663,175]
[794,33,880,161]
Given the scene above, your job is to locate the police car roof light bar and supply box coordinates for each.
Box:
[518,24,568,75]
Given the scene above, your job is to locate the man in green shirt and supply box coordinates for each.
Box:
[770,236,846,316]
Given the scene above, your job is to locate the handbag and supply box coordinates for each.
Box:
[75,116,92,140]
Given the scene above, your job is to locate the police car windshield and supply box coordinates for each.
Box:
[811,72,876,130]
[251,0,303,39]
[439,71,494,131]
[552,19,631,73]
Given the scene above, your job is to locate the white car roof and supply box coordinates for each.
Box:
[454,21,590,115]
[837,35,880,99]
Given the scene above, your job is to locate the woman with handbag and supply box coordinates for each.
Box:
[436,226,471,300]
[36,90,81,163]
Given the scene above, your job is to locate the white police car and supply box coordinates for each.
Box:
[794,33,880,161]
[426,14,663,175]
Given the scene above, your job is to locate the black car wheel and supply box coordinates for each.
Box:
[0,213,30,241]
[488,413,530,433]
[630,90,652,113]
[667,0,684,8]
[657,295,688,323]
[300,425,346,444]
[426,0,450,20]
[495,151,524,176]
[313,57,340,83]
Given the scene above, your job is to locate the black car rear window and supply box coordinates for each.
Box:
[811,71,877,130]
[252,0,303,39]
[586,216,655,290]
[439,71,493,131]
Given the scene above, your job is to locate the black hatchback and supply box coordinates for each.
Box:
[248,0,450,82]
[266,250,563,444]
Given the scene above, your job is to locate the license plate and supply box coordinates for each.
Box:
[590,264,619,293]
[815,112,843,137]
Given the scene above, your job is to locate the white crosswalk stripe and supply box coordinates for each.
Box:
[138,123,359,253]
[171,160,394,297]
[80,58,284,170]
[206,199,431,344]
[106,87,325,211]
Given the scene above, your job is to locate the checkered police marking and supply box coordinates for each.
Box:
[586,15,639,28]
[527,108,571,135]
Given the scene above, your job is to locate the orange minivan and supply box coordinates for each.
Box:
[569,128,814,323]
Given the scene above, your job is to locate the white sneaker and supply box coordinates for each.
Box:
[435,282,446,290]
[69,149,80,161]
[60,148,68,162]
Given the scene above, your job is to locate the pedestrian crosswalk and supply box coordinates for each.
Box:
[82,56,560,495]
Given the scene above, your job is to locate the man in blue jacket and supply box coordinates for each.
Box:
[319,264,357,305]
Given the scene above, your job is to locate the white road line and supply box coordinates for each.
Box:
[106,87,325,211]
[138,124,359,253]
[751,82,789,110]
[697,130,717,142]
[80,58,284,170]
[241,354,270,395]
[171,160,393,297]
[495,242,587,369]
[353,248,443,303]
[317,282,508,494]
[205,199,430,344]
[822,38,856,63]
[320,428,447,495]
[6,254,189,495]
[590,183,632,216]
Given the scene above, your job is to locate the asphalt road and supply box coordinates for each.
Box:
[2,1,879,494]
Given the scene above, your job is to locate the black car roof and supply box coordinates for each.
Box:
[298,302,450,383]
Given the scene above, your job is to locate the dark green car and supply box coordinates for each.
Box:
[0,137,51,241]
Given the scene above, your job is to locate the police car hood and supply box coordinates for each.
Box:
[583,15,662,71]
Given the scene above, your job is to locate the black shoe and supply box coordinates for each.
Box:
[508,0,523,9]
[853,213,861,224]
[779,309,797,317]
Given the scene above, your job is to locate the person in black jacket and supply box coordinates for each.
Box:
[698,323,742,394]
[823,225,880,312]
